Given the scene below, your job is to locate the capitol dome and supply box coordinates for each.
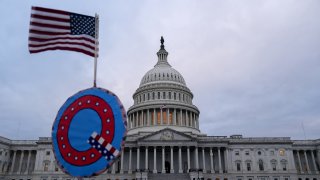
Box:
[127,37,200,135]
[139,59,186,87]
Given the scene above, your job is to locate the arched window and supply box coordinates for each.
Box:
[271,159,277,171]
[258,159,264,171]
[235,160,241,171]
[245,160,252,171]
[280,159,287,171]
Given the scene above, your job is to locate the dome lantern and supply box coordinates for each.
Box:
[155,36,170,67]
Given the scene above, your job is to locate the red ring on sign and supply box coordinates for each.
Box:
[56,95,115,166]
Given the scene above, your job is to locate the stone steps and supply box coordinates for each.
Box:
[148,173,190,180]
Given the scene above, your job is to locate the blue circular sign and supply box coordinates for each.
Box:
[52,87,127,177]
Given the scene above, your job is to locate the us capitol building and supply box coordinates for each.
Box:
[0,38,319,180]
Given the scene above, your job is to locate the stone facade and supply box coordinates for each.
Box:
[0,38,319,180]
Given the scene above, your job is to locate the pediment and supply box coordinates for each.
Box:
[139,128,194,141]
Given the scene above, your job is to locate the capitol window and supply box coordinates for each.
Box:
[163,92,166,99]
[258,159,264,171]
[236,161,241,171]
[174,92,176,100]
[246,162,251,171]
[281,160,287,171]
[235,151,240,156]
[46,151,50,156]
[245,151,249,155]
[158,92,160,99]
[152,92,155,99]
[169,92,171,99]
[271,160,277,171]
[270,151,275,155]
[0,151,2,156]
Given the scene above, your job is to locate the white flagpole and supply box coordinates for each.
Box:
[93,13,99,87]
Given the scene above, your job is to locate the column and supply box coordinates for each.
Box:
[180,109,183,126]
[147,109,150,126]
[173,109,177,125]
[311,150,318,174]
[190,112,193,127]
[160,108,163,125]
[120,149,124,174]
[185,111,189,126]
[179,146,182,173]
[195,147,199,169]
[18,151,24,174]
[145,147,149,170]
[210,148,214,173]
[170,146,174,173]
[128,148,132,174]
[153,147,157,173]
[111,162,116,174]
[218,147,222,173]
[128,115,131,129]
[137,147,140,170]
[225,148,229,173]
[153,109,157,125]
[25,151,31,174]
[288,149,296,172]
[187,147,190,172]
[167,109,170,125]
[318,150,320,169]
[196,115,199,129]
[297,150,302,173]
[304,150,310,173]
[10,150,17,173]
[141,111,144,126]
[162,146,165,173]
[193,113,196,128]
[202,147,206,173]
[136,111,139,127]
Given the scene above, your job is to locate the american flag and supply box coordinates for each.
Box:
[29,6,98,57]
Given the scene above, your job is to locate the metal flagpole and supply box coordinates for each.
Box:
[93,13,99,87]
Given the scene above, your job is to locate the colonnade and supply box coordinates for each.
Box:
[9,150,35,174]
[119,146,227,174]
[293,150,319,174]
[128,108,199,129]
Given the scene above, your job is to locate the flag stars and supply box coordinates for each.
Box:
[70,13,95,38]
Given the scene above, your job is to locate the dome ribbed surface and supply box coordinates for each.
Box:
[139,65,186,87]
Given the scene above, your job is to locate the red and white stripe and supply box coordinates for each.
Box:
[91,132,120,157]
[29,6,97,57]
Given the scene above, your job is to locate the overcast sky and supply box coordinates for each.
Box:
[0,0,319,140]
